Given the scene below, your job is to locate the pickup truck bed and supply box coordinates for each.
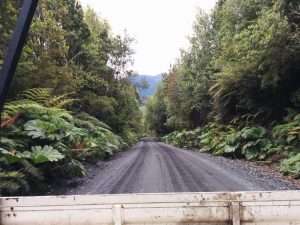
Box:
[1,191,300,225]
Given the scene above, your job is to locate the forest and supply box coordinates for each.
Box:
[0,0,142,195]
[0,0,299,196]
[145,0,300,178]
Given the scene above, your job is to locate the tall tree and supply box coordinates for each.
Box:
[211,0,300,122]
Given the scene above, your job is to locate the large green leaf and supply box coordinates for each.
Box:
[24,120,46,139]
[30,146,65,164]
[280,153,300,178]
[200,137,210,145]
[242,141,257,151]
[242,141,259,160]
[244,148,259,160]
[223,144,239,153]
[257,138,273,152]
[25,119,63,141]
[226,132,241,145]
[241,126,267,139]
[0,148,31,164]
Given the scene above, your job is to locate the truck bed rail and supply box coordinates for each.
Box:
[1,191,300,225]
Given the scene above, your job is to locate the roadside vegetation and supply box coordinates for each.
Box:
[145,0,300,179]
[0,1,142,195]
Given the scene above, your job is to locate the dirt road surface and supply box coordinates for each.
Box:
[68,139,299,194]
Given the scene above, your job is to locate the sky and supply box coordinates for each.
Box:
[79,0,217,75]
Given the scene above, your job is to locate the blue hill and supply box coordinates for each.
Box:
[132,74,163,101]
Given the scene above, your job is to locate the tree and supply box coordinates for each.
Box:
[211,0,300,122]
[109,31,136,79]
[3,0,142,142]
[49,0,90,65]
[147,0,299,133]
[0,1,22,64]
[144,84,171,135]
[161,10,215,130]
[8,0,75,97]
[83,7,113,79]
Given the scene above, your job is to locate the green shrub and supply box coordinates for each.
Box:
[163,115,300,179]
[1,93,128,195]
[273,112,300,177]
[280,153,300,178]
[164,124,273,160]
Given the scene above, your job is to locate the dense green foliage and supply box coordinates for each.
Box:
[0,0,142,195]
[162,114,300,178]
[145,0,300,178]
[0,90,127,195]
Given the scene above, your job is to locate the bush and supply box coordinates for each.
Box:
[163,115,300,179]
[0,90,127,195]
[273,112,300,178]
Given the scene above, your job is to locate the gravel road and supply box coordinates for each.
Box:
[68,139,300,194]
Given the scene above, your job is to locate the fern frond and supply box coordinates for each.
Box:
[46,92,77,109]
[76,112,112,130]
[3,100,73,121]
[20,88,75,109]
[3,100,35,115]
[21,88,52,105]
[55,98,77,108]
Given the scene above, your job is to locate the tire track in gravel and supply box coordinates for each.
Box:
[157,142,228,192]
[157,142,248,191]
[109,141,150,193]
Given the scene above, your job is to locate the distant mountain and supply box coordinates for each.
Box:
[132,74,163,101]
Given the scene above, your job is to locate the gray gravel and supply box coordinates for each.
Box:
[67,140,300,195]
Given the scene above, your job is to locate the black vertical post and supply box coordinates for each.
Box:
[0,0,39,112]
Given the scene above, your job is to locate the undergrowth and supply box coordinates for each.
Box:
[0,88,128,195]
[162,111,300,179]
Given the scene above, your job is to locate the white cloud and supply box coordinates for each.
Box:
[80,0,216,75]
